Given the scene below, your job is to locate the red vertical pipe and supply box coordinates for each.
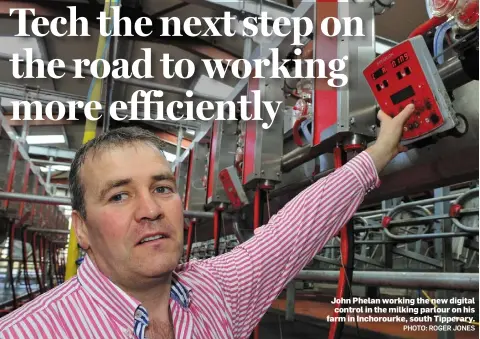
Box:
[328,146,353,339]
[40,236,45,290]
[8,221,18,309]
[18,163,31,216]
[4,143,19,210]
[213,210,220,256]
[312,0,338,146]
[31,177,39,224]
[252,187,263,339]
[253,188,261,230]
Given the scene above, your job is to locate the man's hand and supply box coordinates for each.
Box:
[366,104,415,173]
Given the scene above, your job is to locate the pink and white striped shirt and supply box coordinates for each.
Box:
[0,151,379,339]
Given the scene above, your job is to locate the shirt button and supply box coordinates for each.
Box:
[135,310,141,318]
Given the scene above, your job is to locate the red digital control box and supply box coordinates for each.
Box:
[364,36,456,143]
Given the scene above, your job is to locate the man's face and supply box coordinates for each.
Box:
[73,142,184,286]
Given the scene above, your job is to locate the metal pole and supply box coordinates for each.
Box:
[0,55,222,102]
[0,192,70,205]
[294,271,478,291]
[27,228,70,235]
[0,192,216,219]
[31,159,71,167]
[285,281,296,321]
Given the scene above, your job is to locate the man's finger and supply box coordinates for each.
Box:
[396,104,415,124]
[377,110,391,122]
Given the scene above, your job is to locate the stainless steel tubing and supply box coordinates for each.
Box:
[270,169,334,199]
[0,55,222,101]
[354,193,462,218]
[383,230,473,240]
[27,228,70,235]
[0,192,217,219]
[438,56,473,92]
[183,210,215,219]
[382,202,478,240]
[294,271,478,291]
[280,145,313,173]
[451,188,479,233]
[0,192,70,205]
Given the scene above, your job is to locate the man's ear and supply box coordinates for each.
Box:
[71,210,90,250]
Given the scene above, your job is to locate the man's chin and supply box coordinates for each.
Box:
[135,254,181,277]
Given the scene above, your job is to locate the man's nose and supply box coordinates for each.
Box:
[134,191,164,222]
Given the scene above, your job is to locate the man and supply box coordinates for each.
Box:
[0,105,415,338]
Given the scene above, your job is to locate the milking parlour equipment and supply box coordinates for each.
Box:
[176,0,479,338]
[0,110,69,316]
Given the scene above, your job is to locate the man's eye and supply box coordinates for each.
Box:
[110,193,128,202]
[155,186,173,194]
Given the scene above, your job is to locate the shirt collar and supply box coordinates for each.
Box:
[77,254,191,327]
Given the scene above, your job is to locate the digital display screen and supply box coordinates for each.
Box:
[371,67,387,80]
[391,85,415,105]
[391,52,409,68]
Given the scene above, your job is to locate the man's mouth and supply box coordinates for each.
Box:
[138,234,168,245]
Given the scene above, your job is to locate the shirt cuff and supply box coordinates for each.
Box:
[343,151,381,193]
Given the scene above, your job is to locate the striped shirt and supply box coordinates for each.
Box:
[0,151,379,339]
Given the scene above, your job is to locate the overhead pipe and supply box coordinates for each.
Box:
[0,192,216,219]
[295,271,478,291]
[27,228,70,235]
[0,54,222,102]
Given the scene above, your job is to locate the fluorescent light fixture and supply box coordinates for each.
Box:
[26,135,65,144]
[186,129,195,135]
[163,151,176,162]
[40,165,71,172]
[193,75,233,98]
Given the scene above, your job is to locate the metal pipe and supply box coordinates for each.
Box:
[280,145,313,173]
[270,168,334,199]
[383,229,473,241]
[31,159,71,167]
[0,54,222,101]
[0,192,217,219]
[184,210,215,219]
[355,193,462,217]
[451,188,480,233]
[27,228,70,235]
[295,271,478,291]
[0,192,70,205]
[438,56,473,91]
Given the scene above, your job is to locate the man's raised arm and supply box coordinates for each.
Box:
[195,104,415,337]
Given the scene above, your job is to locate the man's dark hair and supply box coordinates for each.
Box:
[69,126,167,219]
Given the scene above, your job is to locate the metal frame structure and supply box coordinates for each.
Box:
[0,2,478,339]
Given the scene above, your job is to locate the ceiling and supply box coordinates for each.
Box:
[0,0,431,202]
